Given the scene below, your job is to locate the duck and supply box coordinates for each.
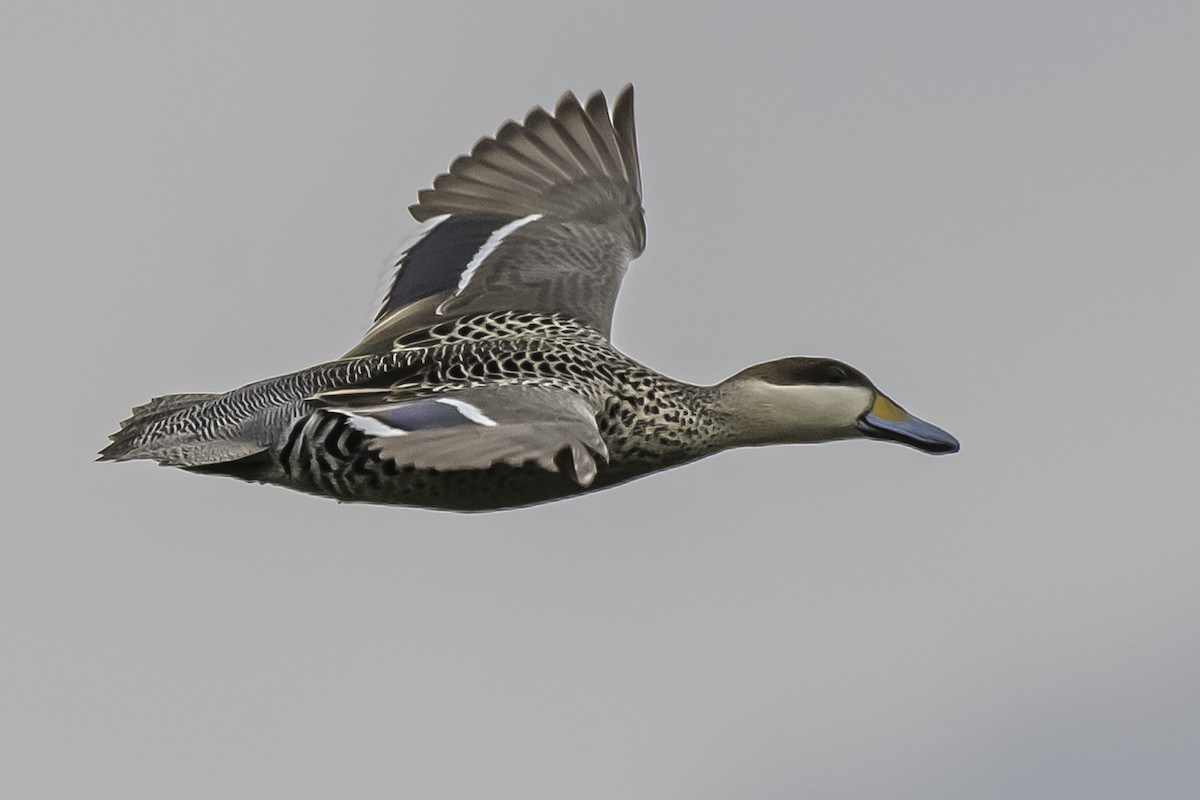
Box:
[100,85,959,511]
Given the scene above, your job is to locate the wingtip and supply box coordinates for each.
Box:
[554,90,583,116]
[614,84,634,118]
[405,84,645,242]
[583,88,608,115]
[522,104,552,128]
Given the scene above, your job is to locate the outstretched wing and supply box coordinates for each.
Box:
[314,384,608,486]
[346,86,644,357]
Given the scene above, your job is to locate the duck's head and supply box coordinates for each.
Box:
[716,357,959,454]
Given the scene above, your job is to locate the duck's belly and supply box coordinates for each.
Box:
[294,461,594,511]
[224,447,674,512]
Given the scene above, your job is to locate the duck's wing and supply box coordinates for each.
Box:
[312,384,608,486]
[345,86,644,357]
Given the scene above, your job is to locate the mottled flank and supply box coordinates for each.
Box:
[101,86,958,512]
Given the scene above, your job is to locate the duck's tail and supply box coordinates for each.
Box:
[99,392,268,468]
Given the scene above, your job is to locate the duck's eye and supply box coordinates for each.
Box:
[822,364,848,383]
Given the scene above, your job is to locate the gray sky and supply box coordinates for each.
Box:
[4,2,1199,798]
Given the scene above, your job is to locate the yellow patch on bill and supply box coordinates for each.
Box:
[871,394,908,422]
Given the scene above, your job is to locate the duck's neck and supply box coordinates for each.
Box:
[705,379,781,448]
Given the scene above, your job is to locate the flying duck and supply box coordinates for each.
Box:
[101,85,959,511]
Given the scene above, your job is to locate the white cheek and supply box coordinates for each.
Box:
[800,386,861,428]
[738,383,870,444]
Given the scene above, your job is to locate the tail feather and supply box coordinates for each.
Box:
[121,393,217,427]
[99,392,266,467]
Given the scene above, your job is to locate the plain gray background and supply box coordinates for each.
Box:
[4,2,1198,798]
